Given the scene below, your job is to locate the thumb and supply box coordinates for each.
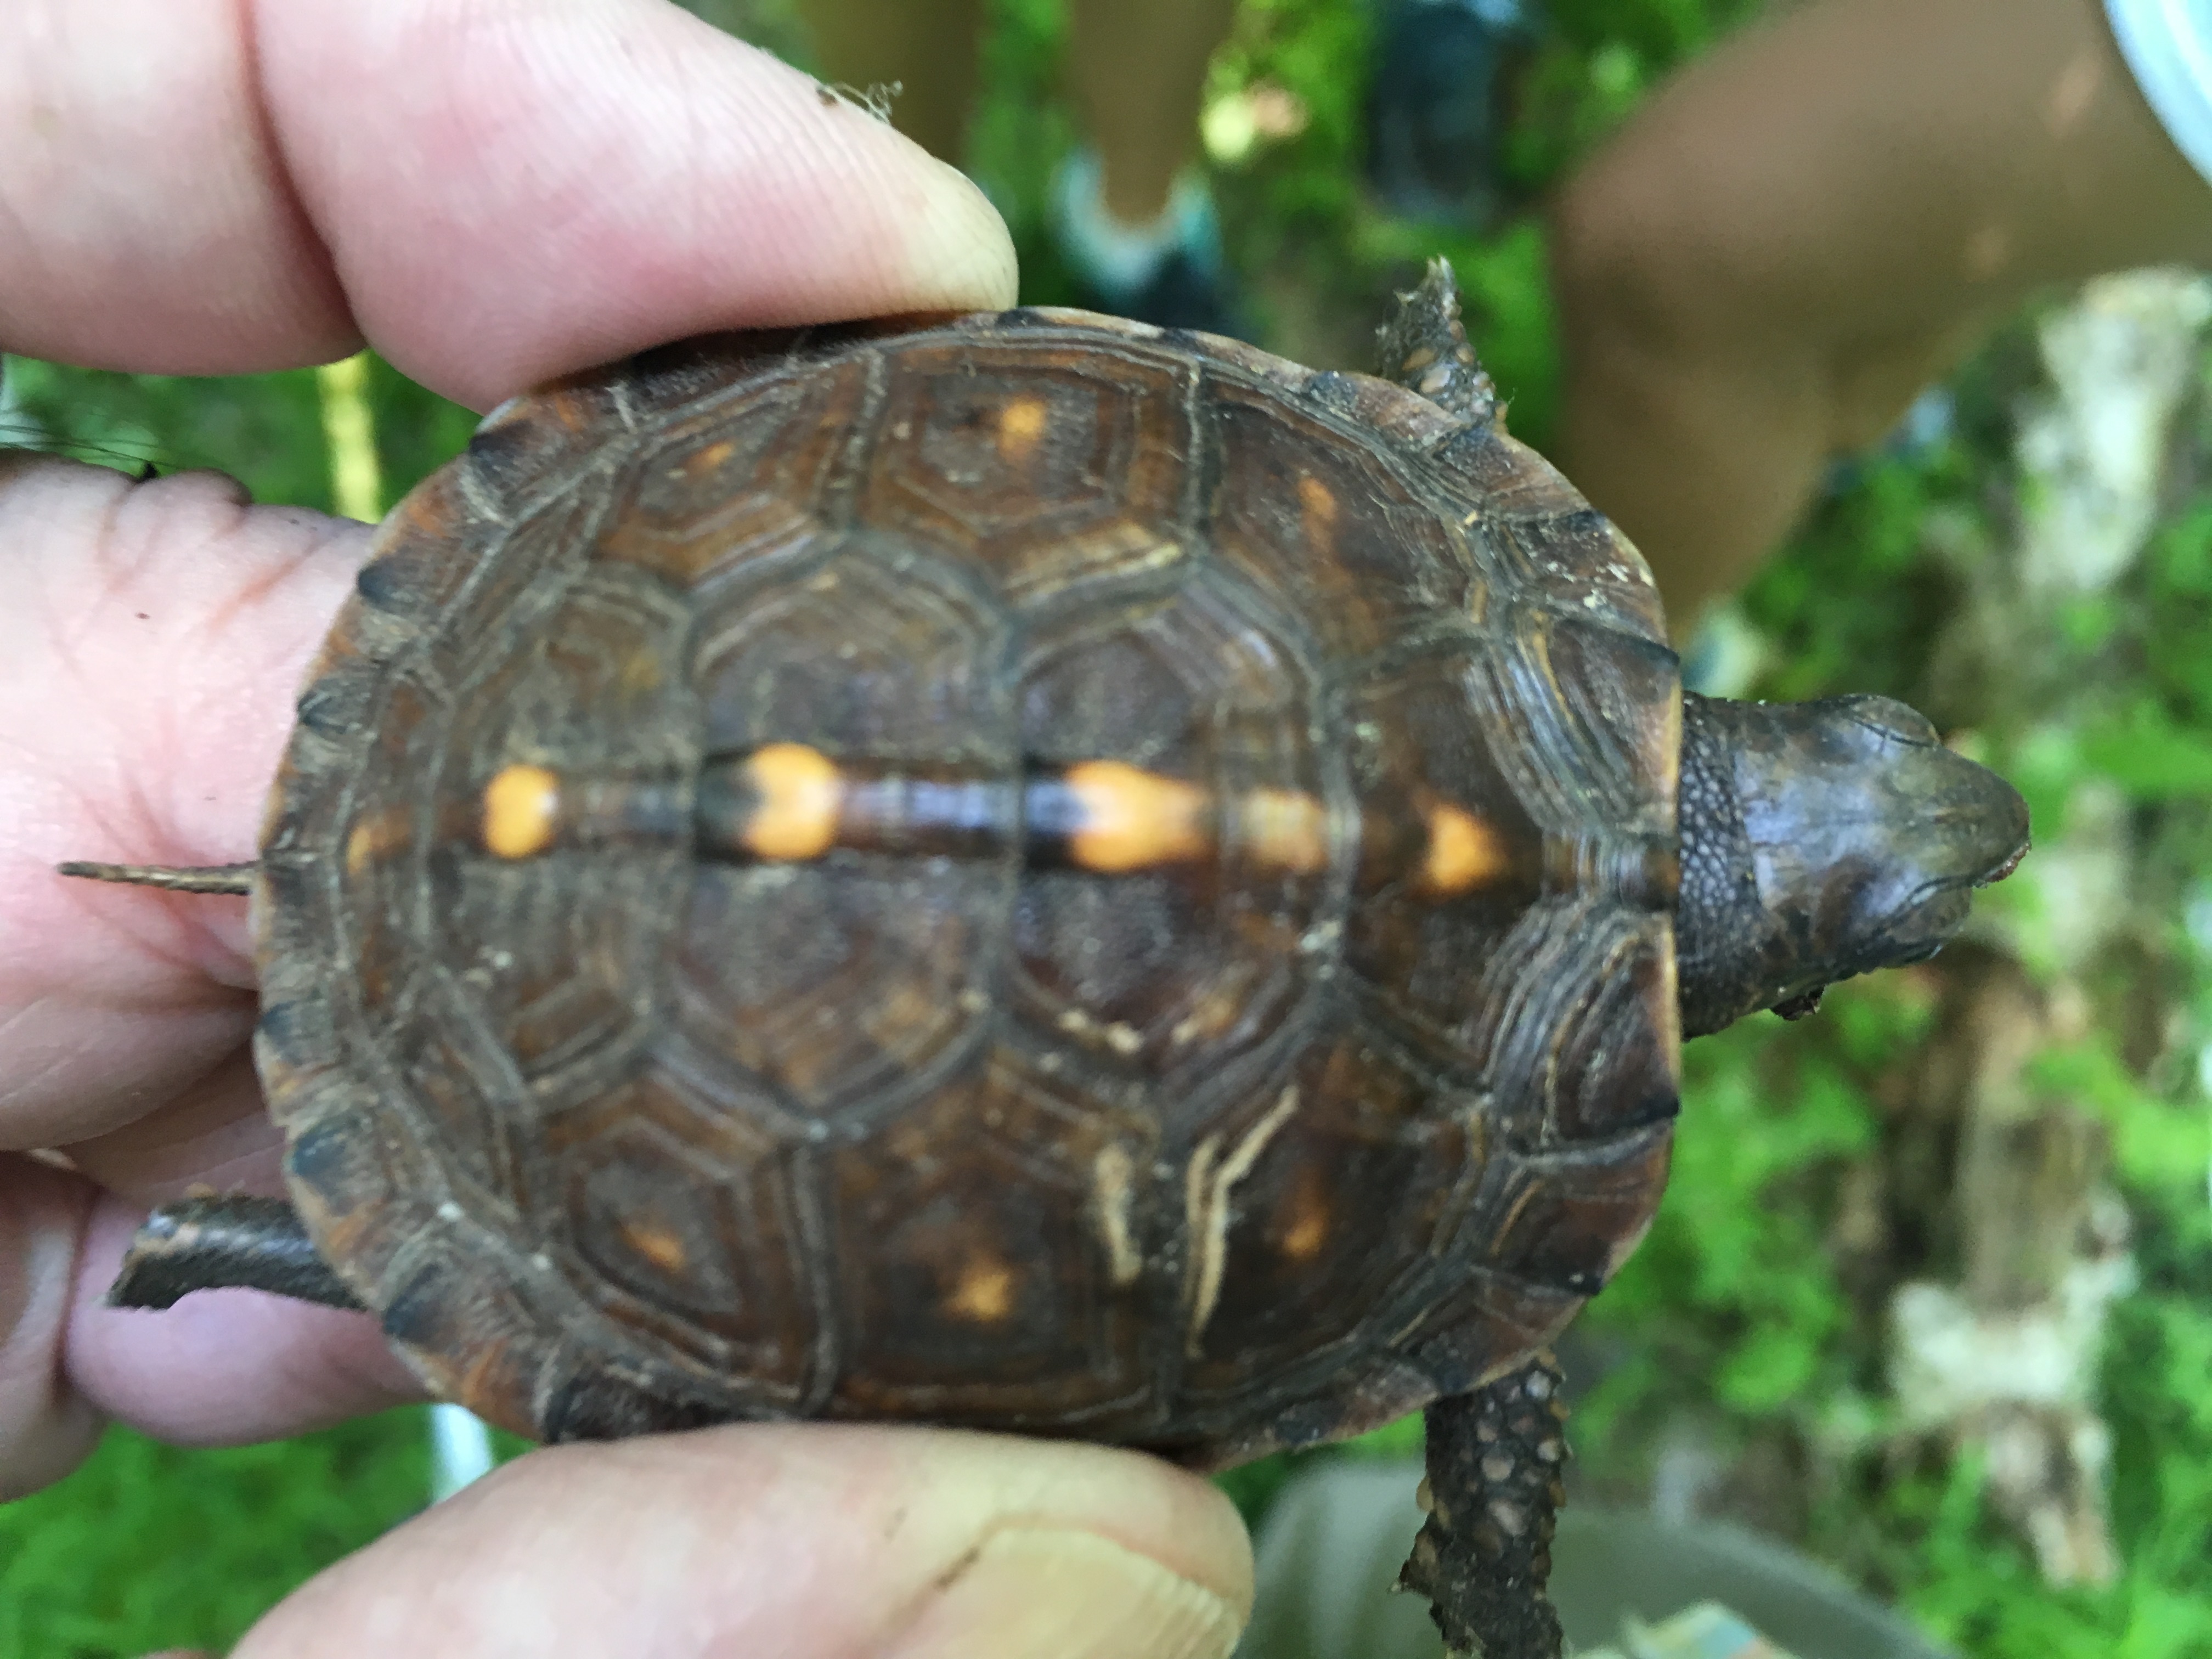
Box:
[225,1423,1254,1659]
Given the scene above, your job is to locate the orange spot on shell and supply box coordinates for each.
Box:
[621,1219,689,1277]
[1422,803,1508,894]
[482,764,561,860]
[997,397,1049,463]
[1065,761,1211,872]
[1297,473,1338,529]
[1279,1198,1330,1262]
[946,1253,1017,1323]
[345,806,411,874]
[743,742,842,861]
[1239,788,1329,874]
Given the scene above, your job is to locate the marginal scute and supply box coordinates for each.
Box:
[278,1089,415,1304]
[1471,1122,1673,1295]
[1434,425,1585,521]
[1539,620,1682,838]
[1544,923,1682,1142]
[1408,1271,1585,1399]
[1468,904,1673,1150]
[619,330,810,420]
[372,1243,553,1436]
[346,483,486,629]
[1493,510,1669,654]
[467,376,634,512]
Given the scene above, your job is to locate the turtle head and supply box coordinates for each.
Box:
[1673,690,2029,1039]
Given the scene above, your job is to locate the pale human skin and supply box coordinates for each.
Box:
[806,0,1240,223]
[0,3,1251,1657]
[1549,0,2212,628]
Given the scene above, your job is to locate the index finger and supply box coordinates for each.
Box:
[0,0,1016,405]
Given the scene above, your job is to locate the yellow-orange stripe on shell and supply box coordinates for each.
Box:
[1420,802,1510,894]
[1062,760,1212,873]
[482,764,562,860]
[475,743,1523,901]
[741,742,843,861]
[1239,788,1330,875]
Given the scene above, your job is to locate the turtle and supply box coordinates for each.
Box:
[63,261,2028,1658]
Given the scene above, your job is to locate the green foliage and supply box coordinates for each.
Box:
[969,0,1078,297]
[5,356,335,510]
[359,354,486,508]
[1574,1000,1881,1456]
[0,1415,429,1657]
[3,351,475,516]
[1871,1282,2212,1659]
[1738,452,1974,707]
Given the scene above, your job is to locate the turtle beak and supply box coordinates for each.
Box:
[1741,695,2029,974]
[1844,696,2029,888]
[1674,690,2029,1037]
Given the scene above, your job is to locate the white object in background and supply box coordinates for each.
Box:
[429,1403,496,1502]
[2105,0,2212,188]
[2015,269,2212,594]
[1232,1460,1946,1659]
[1585,1602,1798,1659]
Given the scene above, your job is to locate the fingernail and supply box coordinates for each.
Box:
[898,160,1021,312]
[889,1525,1244,1659]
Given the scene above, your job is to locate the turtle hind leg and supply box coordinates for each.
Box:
[59,860,255,896]
[1400,1350,1571,1659]
[108,1194,362,1312]
[1373,257,1499,428]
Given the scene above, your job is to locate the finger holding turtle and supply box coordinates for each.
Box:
[0,0,1015,396]
[0,459,406,1480]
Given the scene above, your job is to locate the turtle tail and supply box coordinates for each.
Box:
[58,860,256,895]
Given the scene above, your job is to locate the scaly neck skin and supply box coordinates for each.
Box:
[1673,691,2030,1039]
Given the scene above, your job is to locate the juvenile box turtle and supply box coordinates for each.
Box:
[66,263,2027,1657]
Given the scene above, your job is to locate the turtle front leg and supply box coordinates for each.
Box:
[108,1194,363,1312]
[1400,1351,1571,1659]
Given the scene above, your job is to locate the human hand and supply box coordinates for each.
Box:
[1547,0,2212,626]
[0,3,1251,1654]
